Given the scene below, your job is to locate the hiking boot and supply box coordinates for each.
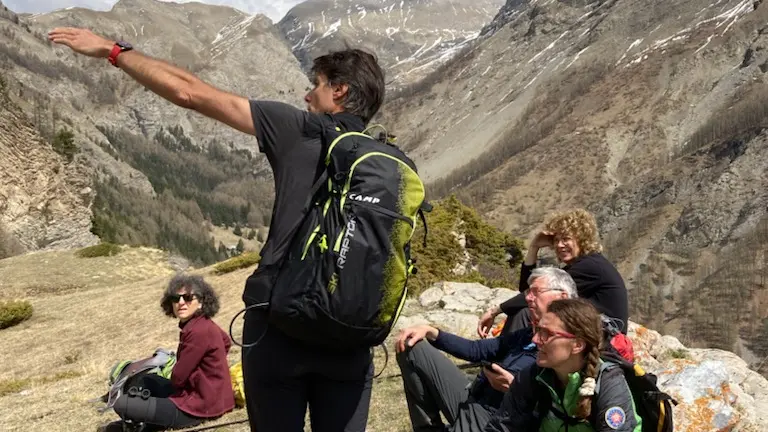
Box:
[96,421,124,432]
[122,420,146,432]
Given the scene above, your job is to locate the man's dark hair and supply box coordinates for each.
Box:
[160,273,220,318]
[311,48,385,123]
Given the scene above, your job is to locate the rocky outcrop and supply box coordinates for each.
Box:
[396,282,768,432]
[0,94,98,254]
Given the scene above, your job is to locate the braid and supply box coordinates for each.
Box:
[546,298,604,421]
[576,344,601,419]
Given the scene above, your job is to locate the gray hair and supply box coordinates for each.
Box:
[527,267,578,298]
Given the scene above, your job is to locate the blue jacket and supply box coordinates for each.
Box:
[431,327,537,411]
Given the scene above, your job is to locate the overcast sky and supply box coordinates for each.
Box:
[3,0,304,22]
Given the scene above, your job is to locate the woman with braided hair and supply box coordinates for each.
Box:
[484,298,642,432]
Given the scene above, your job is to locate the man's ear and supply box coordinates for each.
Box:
[332,83,349,101]
[559,291,569,300]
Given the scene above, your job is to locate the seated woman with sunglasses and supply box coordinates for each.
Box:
[108,274,235,431]
[485,298,642,432]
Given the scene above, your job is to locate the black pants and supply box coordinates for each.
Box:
[241,309,374,432]
[113,375,202,431]
[396,341,494,432]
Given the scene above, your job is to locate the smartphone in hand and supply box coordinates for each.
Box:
[480,360,495,371]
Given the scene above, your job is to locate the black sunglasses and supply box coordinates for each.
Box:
[170,293,197,303]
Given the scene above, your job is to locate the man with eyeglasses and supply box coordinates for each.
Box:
[394,267,577,432]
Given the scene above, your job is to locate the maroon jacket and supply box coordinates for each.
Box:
[169,315,235,418]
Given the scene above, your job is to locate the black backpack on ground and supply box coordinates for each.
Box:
[266,120,430,351]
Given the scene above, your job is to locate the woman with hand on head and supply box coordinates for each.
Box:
[485,298,642,432]
[105,274,235,432]
[478,209,629,337]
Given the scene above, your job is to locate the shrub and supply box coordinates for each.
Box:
[0,300,33,329]
[75,242,122,258]
[0,378,30,397]
[667,348,690,359]
[409,195,524,296]
[213,251,261,275]
[51,128,78,162]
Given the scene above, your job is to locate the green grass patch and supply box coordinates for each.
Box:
[213,251,261,275]
[0,370,83,397]
[0,377,30,397]
[667,348,690,359]
[38,370,83,384]
[0,299,33,329]
[75,242,122,258]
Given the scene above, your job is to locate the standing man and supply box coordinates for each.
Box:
[49,28,386,432]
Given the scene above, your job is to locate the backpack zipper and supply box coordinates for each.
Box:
[332,202,416,253]
[352,201,414,225]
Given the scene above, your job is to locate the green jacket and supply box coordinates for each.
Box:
[537,362,642,432]
[485,361,642,432]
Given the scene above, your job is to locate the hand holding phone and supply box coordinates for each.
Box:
[481,360,495,371]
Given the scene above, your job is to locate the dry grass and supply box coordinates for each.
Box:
[0,248,415,432]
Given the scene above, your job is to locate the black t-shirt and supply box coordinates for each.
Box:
[242,100,364,306]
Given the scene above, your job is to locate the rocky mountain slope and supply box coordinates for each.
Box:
[0,0,309,256]
[378,0,768,363]
[0,77,97,254]
[0,0,503,259]
[277,0,504,86]
[22,0,308,154]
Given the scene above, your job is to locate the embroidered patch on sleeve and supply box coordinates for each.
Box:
[605,406,626,429]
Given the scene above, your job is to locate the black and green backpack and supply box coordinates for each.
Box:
[267,120,429,351]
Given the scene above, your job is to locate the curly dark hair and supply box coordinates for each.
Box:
[160,274,220,319]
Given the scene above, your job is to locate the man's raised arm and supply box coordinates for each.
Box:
[48,27,255,135]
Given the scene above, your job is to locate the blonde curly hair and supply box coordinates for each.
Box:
[543,209,603,256]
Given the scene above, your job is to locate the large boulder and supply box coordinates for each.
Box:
[629,323,768,432]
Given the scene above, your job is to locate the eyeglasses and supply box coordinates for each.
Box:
[524,288,561,298]
[170,293,197,303]
[533,325,576,344]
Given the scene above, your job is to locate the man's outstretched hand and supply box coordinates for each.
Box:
[48,27,113,58]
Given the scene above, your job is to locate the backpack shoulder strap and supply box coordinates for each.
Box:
[588,360,619,426]
[594,360,616,393]
[417,204,431,247]
[302,116,346,211]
